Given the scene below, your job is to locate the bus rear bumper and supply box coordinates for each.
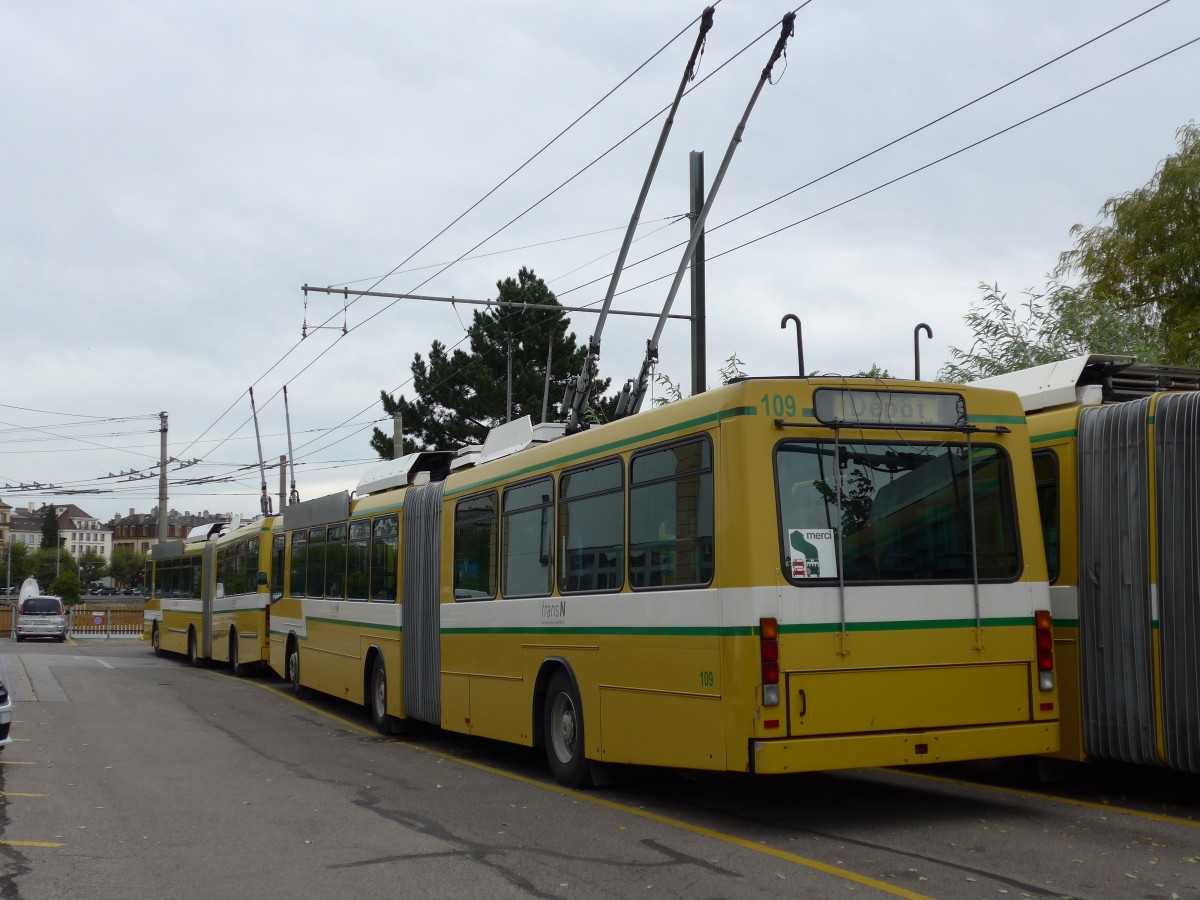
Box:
[750,721,1060,774]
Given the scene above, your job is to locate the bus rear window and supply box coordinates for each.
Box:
[776,440,1019,584]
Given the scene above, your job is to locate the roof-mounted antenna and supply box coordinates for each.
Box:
[283,385,300,506]
[562,6,716,435]
[248,387,273,516]
[617,12,796,419]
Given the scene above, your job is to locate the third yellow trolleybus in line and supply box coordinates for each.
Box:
[977,355,1200,775]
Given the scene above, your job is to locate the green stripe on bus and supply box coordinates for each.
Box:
[1031,429,1077,443]
[442,618,1032,638]
[445,627,735,637]
[780,616,1034,634]
[970,414,1026,425]
[303,616,403,633]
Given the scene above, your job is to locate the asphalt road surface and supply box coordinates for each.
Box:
[2,639,1197,899]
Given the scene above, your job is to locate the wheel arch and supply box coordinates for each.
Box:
[532,656,580,750]
[362,643,386,702]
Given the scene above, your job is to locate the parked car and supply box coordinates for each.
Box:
[15,579,68,643]
[0,678,11,749]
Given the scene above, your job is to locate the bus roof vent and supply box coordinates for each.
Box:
[480,416,566,464]
[185,521,229,544]
[356,451,454,495]
[451,444,482,472]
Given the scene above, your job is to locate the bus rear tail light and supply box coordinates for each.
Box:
[1035,609,1054,691]
[761,617,780,707]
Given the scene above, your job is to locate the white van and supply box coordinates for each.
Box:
[15,577,68,643]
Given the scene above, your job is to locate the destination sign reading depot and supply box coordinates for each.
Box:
[813,388,963,428]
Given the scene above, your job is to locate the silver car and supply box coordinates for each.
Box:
[16,595,68,642]
[0,678,11,749]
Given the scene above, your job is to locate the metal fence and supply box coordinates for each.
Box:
[1,604,144,639]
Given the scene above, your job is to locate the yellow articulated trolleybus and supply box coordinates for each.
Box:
[144,515,276,675]
[976,355,1200,774]
[268,376,1059,786]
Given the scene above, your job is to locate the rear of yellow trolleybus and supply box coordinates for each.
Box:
[264,376,1059,786]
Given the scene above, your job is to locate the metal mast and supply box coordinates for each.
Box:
[249,388,272,516]
[561,6,715,434]
[283,386,300,505]
[617,12,796,418]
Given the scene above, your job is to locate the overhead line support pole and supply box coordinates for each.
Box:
[157,412,168,544]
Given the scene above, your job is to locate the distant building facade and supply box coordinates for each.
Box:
[56,504,113,560]
[2,502,114,559]
[109,508,232,555]
[7,505,45,548]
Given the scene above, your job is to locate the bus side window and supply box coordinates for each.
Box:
[271,534,285,601]
[326,523,347,600]
[629,437,714,589]
[1032,450,1060,583]
[346,519,370,600]
[502,478,553,598]
[370,514,399,602]
[290,530,307,598]
[558,459,624,594]
[454,494,497,601]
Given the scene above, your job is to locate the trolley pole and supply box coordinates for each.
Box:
[278,454,287,513]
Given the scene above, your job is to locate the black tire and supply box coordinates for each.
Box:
[229,631,248,677]
[543,669,591,788]
[151,623,165,658]
[187,628,202,667]
[368,657,394,735]
[287,641,308,698]
[15,636,23,644]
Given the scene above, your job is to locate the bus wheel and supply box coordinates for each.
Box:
[187,629,202,667]
[229,631,247,677]
[287,642,308,699]
[544,669,591,788]
[151,623,164,657]
[369,658,394,735]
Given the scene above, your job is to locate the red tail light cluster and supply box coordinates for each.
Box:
[761,617,780,707]
[1035,609,1054,691]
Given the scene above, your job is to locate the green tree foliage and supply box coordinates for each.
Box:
[371,268,610,456]
[652,353,748,407]
[109,547,147,588]
[35,546,73,589]
[1055,123,1200,366]
[40,504,59,549]
[3,542,36,587]
[940,282,1085,382]
[855,363,892,378]
[77,549,108,587]
[51,569,82,606]
[942,124,1200,381]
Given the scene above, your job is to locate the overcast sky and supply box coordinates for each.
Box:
[2,0,1197,525]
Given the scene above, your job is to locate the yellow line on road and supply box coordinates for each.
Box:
[890,768,1200,829]
[0,840,65,848]
[0,760,36,766]
[249,680,933,900]
[0,792,47,797]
